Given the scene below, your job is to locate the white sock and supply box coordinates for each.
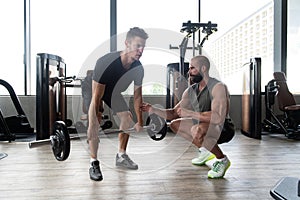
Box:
[199,147,209,153]
[90,158,97,166]
[118,152,126,157]
[217,155,228,162]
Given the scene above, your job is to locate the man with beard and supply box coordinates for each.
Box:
[141,55,234,179]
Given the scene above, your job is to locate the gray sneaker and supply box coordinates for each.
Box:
[116,153,138,170]
[89,160,103,181]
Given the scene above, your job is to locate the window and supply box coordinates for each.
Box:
[202,0,273,94]
[287,0,300,93]
[31,0,109,95]
[0,1,24,95]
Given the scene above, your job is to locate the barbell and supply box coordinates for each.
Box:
[28,113,168,161]
[100,113,168,141]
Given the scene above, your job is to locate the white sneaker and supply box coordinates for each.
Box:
[207,156,231,178]
[205,157,217,169]
[191,147,216,166]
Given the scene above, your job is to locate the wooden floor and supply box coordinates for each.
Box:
[1,131,300,200]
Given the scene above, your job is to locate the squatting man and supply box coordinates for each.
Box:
[142,55,234,179]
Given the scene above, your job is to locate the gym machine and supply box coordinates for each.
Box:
[28,53,75,160]
[0,53,74,148]
[167,20,217,108]
[241,58,262,139]
[262,73,300,139]
[36,53,70,140]
[166,62,189,108]
[0,79,34,142]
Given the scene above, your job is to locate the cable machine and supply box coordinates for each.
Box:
[36,53,68,140]
[167,20,217,108]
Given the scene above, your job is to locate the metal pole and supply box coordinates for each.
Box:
[24,0,31,95]
[198,0,202,55]
[110,0,117,52]
[274,0,287,74]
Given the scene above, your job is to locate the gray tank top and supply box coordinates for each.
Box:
[188,78,220,112]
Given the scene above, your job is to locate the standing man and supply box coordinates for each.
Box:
[88,27,149,181]
[142,55,233,179]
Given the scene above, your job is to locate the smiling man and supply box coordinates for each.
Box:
[87,27,148,181]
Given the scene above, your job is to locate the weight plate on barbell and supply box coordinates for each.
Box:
[146,114,167,141]
[51,121,70,161]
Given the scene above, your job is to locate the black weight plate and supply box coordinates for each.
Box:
[51,121,70,161]
[101,120,113,130]
[146,114,167,141]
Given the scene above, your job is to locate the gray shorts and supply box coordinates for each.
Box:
[103,93,130,114]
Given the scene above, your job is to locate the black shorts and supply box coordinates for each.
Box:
[193,118,235,144]
[218,118,235,144]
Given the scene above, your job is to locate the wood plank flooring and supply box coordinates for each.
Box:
[1,131,300,200]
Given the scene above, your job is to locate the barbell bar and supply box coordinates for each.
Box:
[28,114,168,161]
[98,113,168,141]
[28,121,71,161]
[28,121,113,148]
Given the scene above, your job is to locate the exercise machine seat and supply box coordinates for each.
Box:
[273,72,300,112]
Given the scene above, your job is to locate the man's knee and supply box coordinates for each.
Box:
[117,111,133,130]
[191,125,206,140]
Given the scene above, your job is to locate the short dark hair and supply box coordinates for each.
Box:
[126,27,149,40]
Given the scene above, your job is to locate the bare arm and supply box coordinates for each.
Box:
[209,83,229,125]
[141,88,191,121]
[146,103,179,121]
[134,85,143,126]
[87,80,105,159]
[88,80,105,132]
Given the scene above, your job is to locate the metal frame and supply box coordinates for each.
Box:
[36,53,66,140]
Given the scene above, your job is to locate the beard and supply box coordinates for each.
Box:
[190,73,203,83]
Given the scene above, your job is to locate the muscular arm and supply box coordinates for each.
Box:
[209,83,228,125]
[88,80,105,131]
[87,80,105,159]
[134,85,143,126]
[142,88,190,121]
[150,105,179,121]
